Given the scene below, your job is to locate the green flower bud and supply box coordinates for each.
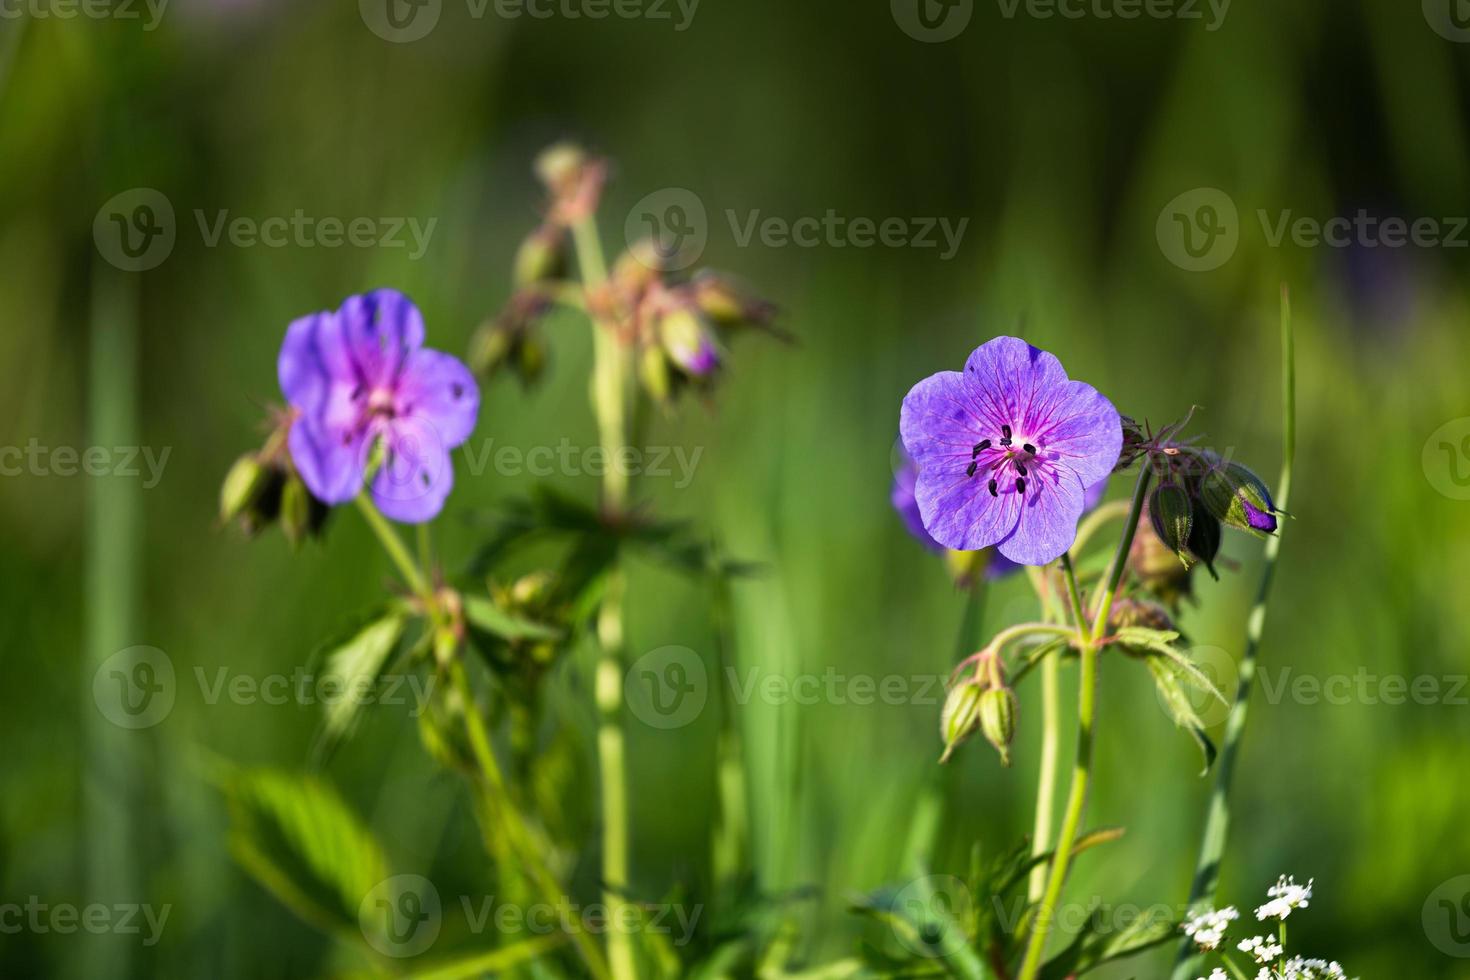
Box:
[280,475,311,550]
[1148,483,1194,566]
[690,270,777,329]
[220,453,268,523]
[1186,512,1222,580]
[940,680,986,763]
[1199,460,1278,537]
[513,225,568,288]
[469,318,516,377]
[513,332,547,386]
[533,142,587,192]
[657,305,721,377]
[639,343,674,406]
[978,687,1019,768]
[1128,503,1195,611]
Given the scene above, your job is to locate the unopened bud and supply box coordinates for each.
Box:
[220,453,268,523]
[1186,513,1222,580]
[639,343,674,405]
[1148,483,1195,565]
[978,687,1019,767]
[533,142,587,193]
[513,225,568,288]
[280,475,311,550]
[1108,597,1176,633]
[690,270,777,328]
[658,305,721,377]
[510,571,555,608]
[1199,460,1278,536]
[940,680,986,763]
[1129,503,1195,610]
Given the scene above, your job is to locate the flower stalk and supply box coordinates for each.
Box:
[1172,288,1296,979]
[1018,465,1152,980]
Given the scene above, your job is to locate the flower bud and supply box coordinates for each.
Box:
[657,305,721,377]
[940,680,986,763]
[1148,483,1194,565]
[513,331,547,386]
[513,224,568,288]
[1108,597,1176,633]
[639,343,674,406]
[469,318,516,377]
[690,270,777,329]
[533,142,587,193]
[510,570,555,608]
[1186,512,1222,580]
[1199,460,1278,536]
[978,687,1019,768]
[1129,504,1195,610]
[280,474,311,550]
[220,453,268,523]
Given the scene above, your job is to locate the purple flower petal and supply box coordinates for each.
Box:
[899,336,1122,564]
[369,415,455,524]
[279,310,358,428]
[396,349,480,449]
[288,417,366,505]
[891,451,943,552]
[338,289,426,388]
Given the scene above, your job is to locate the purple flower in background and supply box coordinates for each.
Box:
[279,289,479,524]
[899,336,1122,566]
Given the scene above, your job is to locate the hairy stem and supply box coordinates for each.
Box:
[572,212,640,980]
[1173,287,1295,978]
[1018,467,1151,980]
[1029,651,1061,903]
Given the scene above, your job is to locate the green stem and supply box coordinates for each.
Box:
[354,495,433,604]
[1018,467,1152,980]
[572,212,639,980]
[1029,650,1061,903]
[451,661,613,980]
[1172,288,1295,979]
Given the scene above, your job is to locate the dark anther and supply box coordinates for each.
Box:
[988,479,998,497]
[972,439,992,455]
[1023,442,1037,455]
[1002,424,1012,439]
[966,460,978,478]
[1016,477,1027,494]
[1016,463,1028,477]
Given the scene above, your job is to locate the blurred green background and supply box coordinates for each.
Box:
[4,0,1470,976]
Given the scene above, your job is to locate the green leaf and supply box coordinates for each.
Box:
[462,594,563,641]
[216,767,390,937]
[318,611,410,741]
[1146,655,1219,773]
[404,933,568,980]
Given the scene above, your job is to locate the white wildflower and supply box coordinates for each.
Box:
[1182,905,1239,950]
[1255,875,1313,921]
[1239,934,1285,963]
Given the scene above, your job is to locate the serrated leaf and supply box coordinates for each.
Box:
[1146,656,1218,773]
[318,612,410,741]
[462,594,563,641]
[216,767,389,936]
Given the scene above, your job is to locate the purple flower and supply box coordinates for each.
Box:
[899,336,1122,566]
[278,289,479,524]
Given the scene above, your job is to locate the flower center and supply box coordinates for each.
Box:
[365,387,397,419]
[967,423,1040,497]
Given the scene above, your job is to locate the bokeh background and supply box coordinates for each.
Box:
[4,0,1470,976]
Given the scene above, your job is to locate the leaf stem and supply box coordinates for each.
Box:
[1172,287,1296,979]
[1017,466,1152,980]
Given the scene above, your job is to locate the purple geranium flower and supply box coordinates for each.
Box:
[279,289,479,524]
[893,445,1109,576]
[899,336,1122,566]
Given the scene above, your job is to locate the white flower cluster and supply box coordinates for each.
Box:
[1255,875,1313,921]
[1186,875,1353,980]
[1183,905,1239,950]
